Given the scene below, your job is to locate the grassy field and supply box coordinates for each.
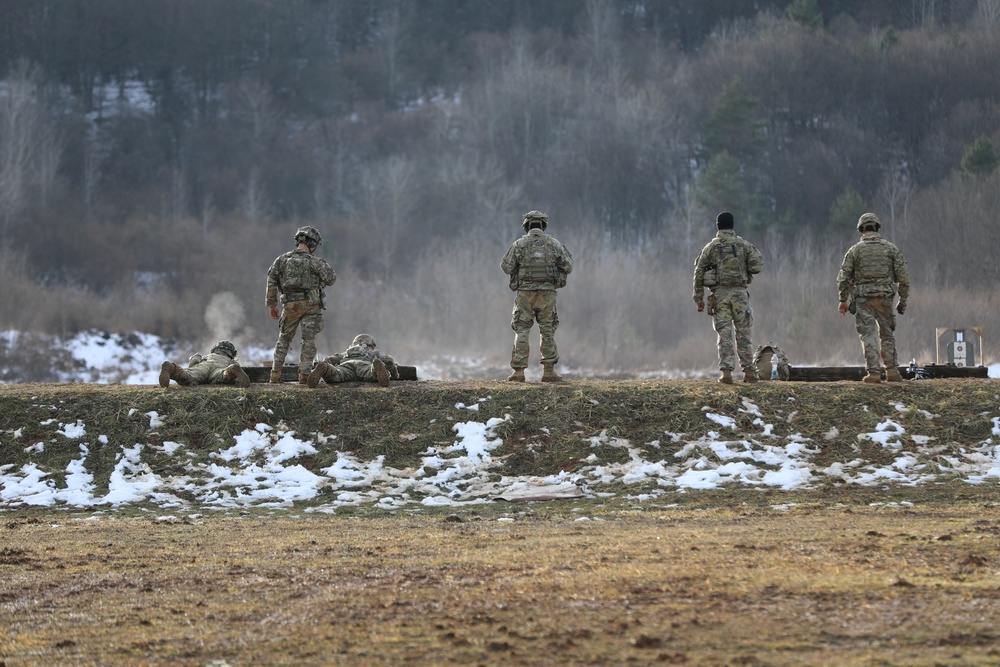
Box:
[3,379,1000,665]
[4,503,1000,666]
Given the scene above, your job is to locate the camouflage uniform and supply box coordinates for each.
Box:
[693,221,763,378]
[837,215,910,378]
[266,244,336,376]
[158,341,249,387]
[501,212,573,378]
[308,334,398,386]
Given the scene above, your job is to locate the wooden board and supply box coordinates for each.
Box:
[784,364,988,382]
[243,365,418,383]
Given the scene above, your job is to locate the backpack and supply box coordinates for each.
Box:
[517,236,557,284]
[280,252,316,290]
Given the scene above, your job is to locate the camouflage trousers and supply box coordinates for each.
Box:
[178,360,230,385]
[711,287,754,373]
[510,290,559,369]
[272,300,325,372]
[317,359,379,383]
[854,296,897,372]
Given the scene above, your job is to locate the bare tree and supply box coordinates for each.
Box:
[243,166,270,225]
[877,166,915,242]
[976,0,1000,30]
[0,60,47,242]
[359,155,419,280]
[373,1,414,106]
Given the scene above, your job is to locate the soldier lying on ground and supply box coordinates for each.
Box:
[158,340,251,388]
[306,334,398,388]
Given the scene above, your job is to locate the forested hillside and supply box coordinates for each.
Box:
[1,0,999,374]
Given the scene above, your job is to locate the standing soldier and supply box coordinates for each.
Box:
[265,226,336,384]
[693,211,764,384]
[501,210,574,382]
[837,212,910,383]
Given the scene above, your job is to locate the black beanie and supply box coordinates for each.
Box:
[716,211,735,229]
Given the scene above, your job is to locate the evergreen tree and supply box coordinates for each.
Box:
[701,79,765,162]
[787,0,823,30]
[961,135,999,176]
[696,151,767,232]
[828,186,866,232]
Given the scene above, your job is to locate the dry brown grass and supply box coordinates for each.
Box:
[4,504,1000,666]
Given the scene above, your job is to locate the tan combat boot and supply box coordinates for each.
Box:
[885,368,903,382]
[863,370,882,384]
[541,364,562,382]
[743,369,759,384]
[507,369,525,382]
[269,369,283,384]
[372,358,391,387]
[158,361,176,388]
[298,371,309,384]
[718,370,733,384]
[222,363,251,388]
[307,361,330,388]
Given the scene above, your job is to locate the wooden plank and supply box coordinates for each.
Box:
[786,365,988,382]
[243,365,418,383]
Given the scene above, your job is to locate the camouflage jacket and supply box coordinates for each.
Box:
[501,229,574,291]
[186,351,235,371]
[265,248,336,308]
[837,233,910,301]
[692,229,763,303]
[324,345,398,376]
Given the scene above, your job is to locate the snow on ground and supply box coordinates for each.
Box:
[3,394,1000,511]
[5,329,999,385]
[1,330,999,511]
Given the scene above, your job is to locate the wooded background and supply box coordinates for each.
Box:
[1,0,999,373]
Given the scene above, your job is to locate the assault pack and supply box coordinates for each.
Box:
[701,238,762,288]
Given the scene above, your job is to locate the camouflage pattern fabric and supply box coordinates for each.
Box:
[752,342,791,381]
[502,229,572,369]
[266,248,336,371]
[692,229,763,304]
[837,232,909,372]
[836,233,909,302]
[273,301,325,371]
[692,229,762,374]
[265,248,337,307]
[176,351,239,385]
[501,229,574,292]
[509,290,559,368]
[854,296,898,372]
[711,286,755,373]
[315,345,399,383]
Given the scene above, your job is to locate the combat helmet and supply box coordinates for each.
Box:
[294,225,323,249]
[212,340,238,359]
[857,212,881,232]
[352,334,377,349]
[521,210,549,232]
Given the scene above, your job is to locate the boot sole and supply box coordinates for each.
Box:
[372,359,391,387]
[158,362,172,388]
[307,363,329,388]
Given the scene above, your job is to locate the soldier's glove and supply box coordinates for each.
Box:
[896,300,907,315]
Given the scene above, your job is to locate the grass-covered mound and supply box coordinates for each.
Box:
[1,378,999,511]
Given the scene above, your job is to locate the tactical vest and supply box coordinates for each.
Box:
[852,238,892,285]
[280,253,318,290]
[705,240,749,287]
[517,236,557,284]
